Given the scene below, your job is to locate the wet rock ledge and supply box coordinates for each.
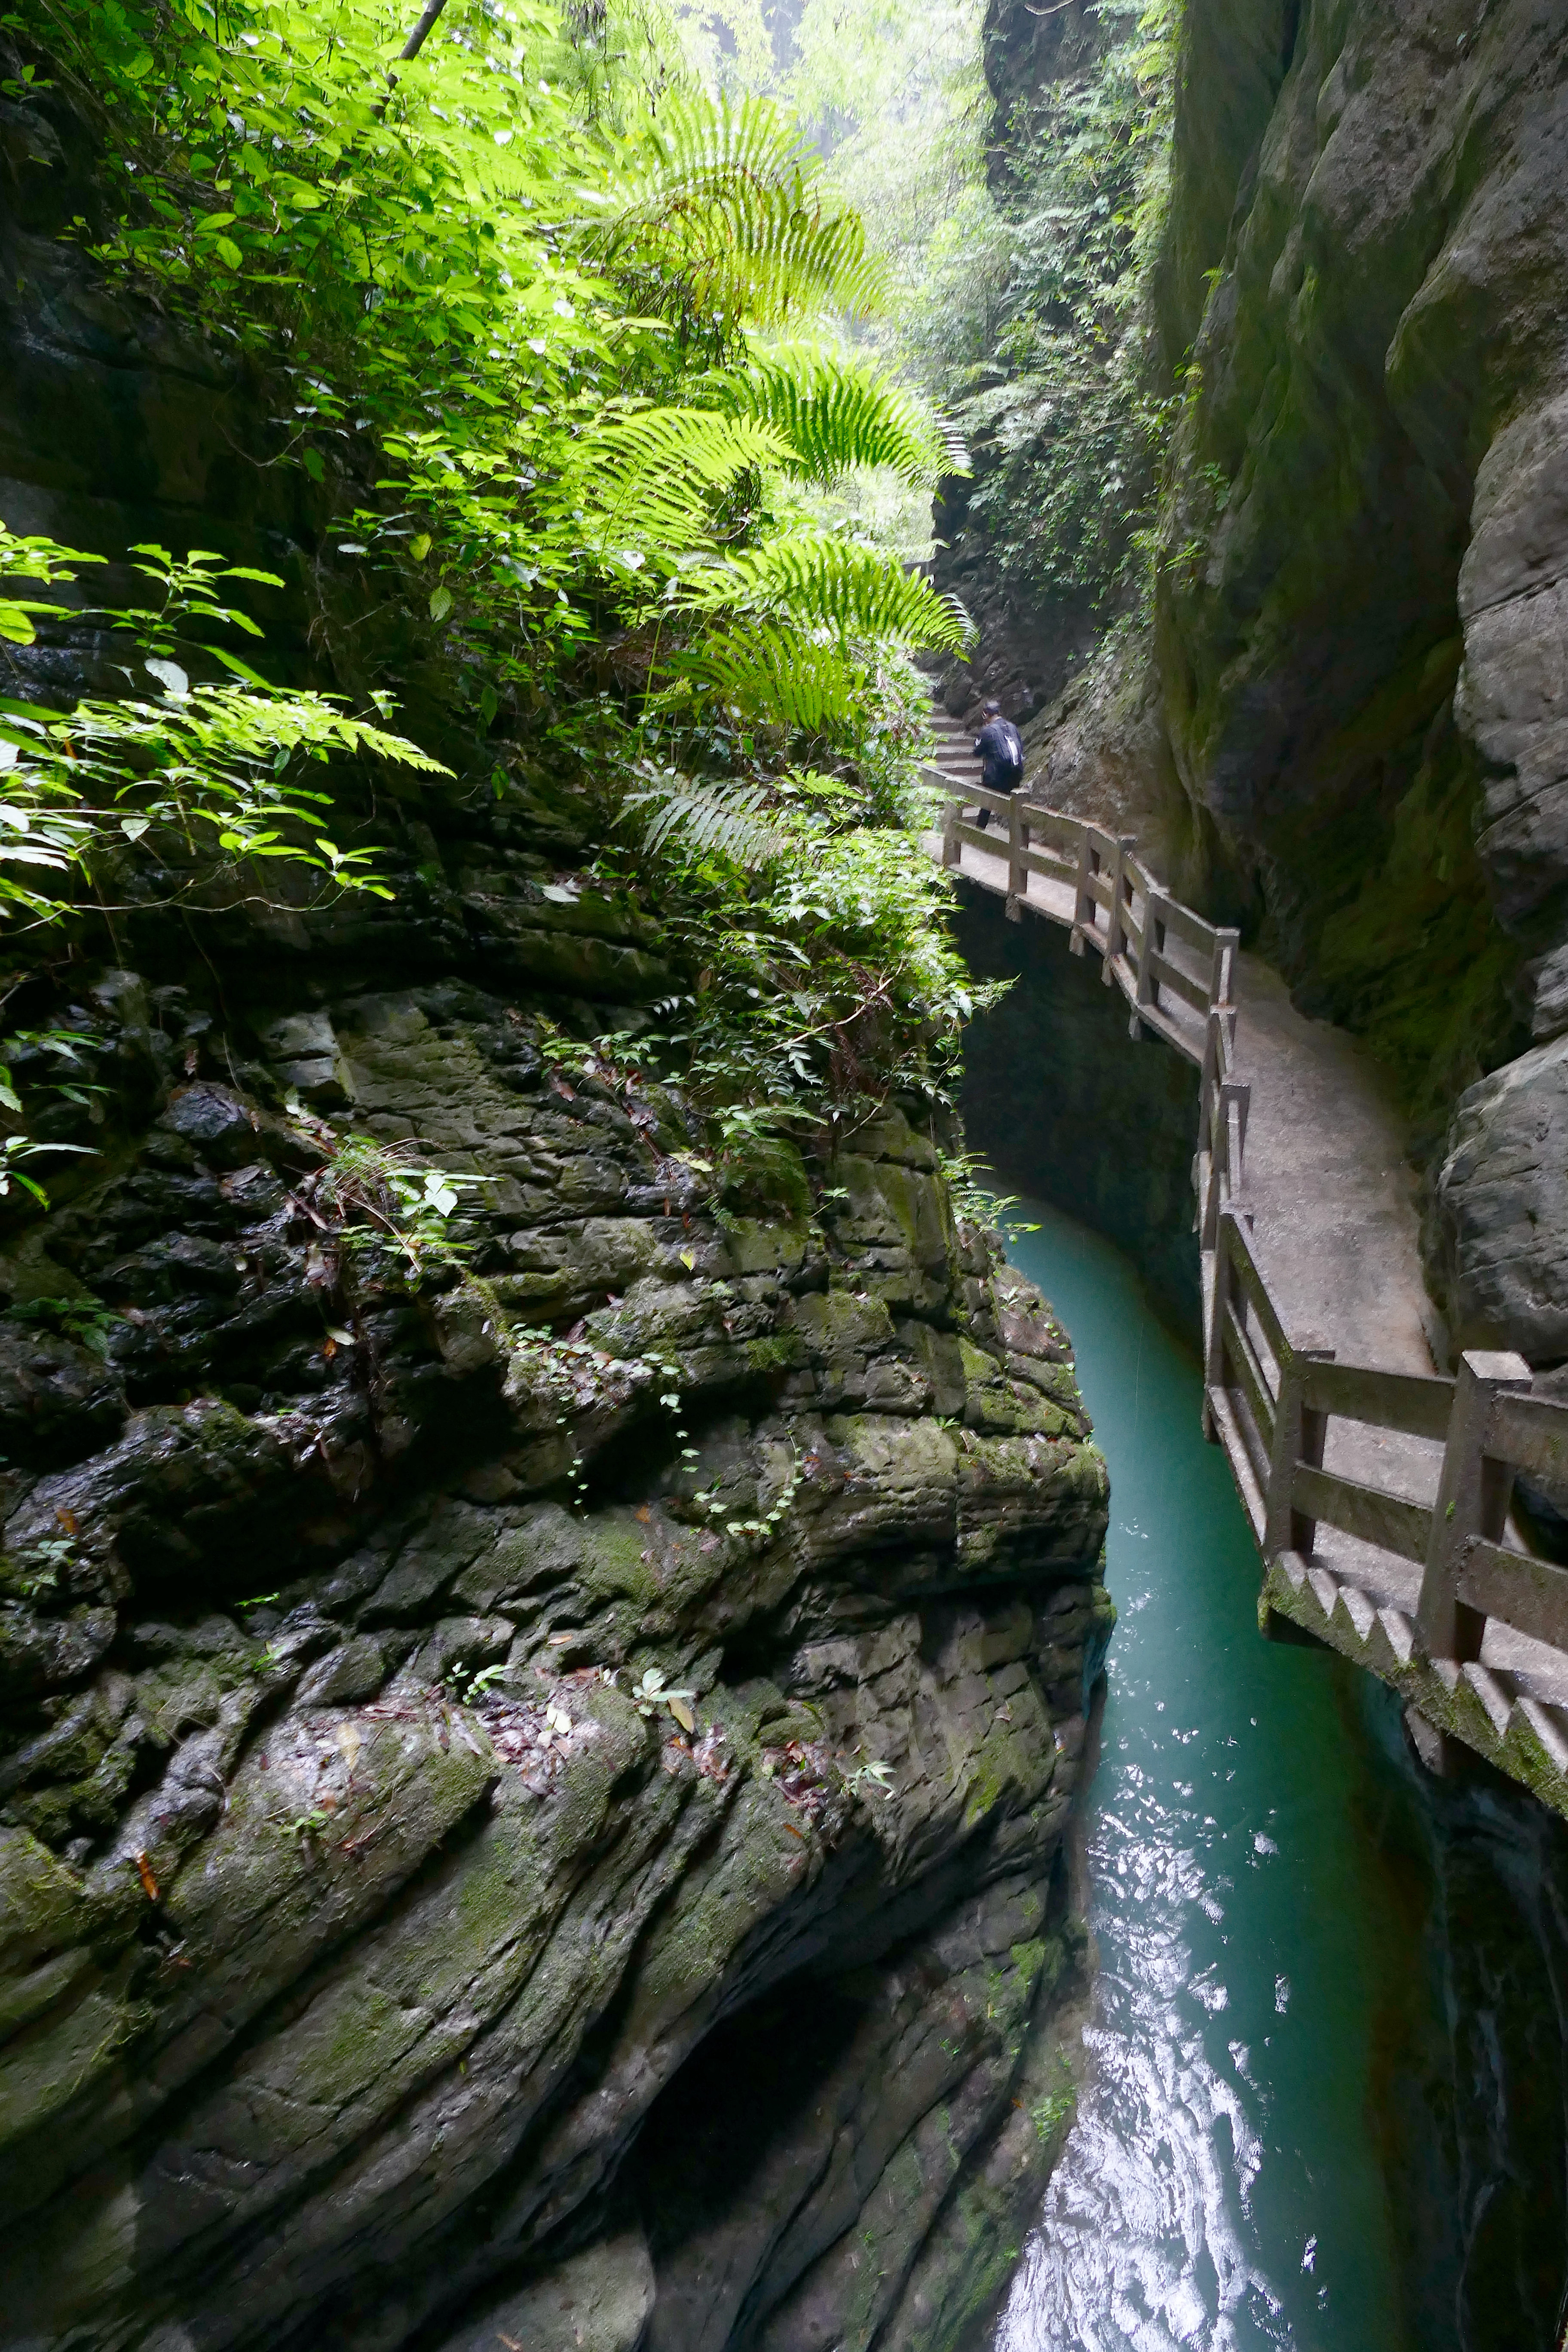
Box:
[0,966,1112,2352]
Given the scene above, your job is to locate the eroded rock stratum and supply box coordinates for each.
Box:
[0,964,1109,2352]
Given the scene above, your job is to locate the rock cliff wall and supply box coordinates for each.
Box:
[967,0,1568,1376]
[0,73,1112,2352]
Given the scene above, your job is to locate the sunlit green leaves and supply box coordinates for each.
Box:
[0,527,444,936]
[721,342,955,486]
[566,406,788,562]
[672,623,868,733]
[682,533,973,650]
[592,93,886,344]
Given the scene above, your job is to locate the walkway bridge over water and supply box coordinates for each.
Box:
[924,712,1568,1819]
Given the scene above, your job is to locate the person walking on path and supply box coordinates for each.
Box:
[973,699,1023,828]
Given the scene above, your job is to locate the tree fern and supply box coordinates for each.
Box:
[564,407,790,561]
[672,623,869,734]
[683,535,973,651]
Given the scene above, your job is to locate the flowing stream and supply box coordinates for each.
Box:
[990,1200,1568,2352]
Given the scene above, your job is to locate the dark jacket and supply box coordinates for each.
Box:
[974,715,1024,791]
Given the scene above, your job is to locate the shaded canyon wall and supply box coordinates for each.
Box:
[962,0,1568,1375]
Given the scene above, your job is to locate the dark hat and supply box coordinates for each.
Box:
[982,698,1001,716]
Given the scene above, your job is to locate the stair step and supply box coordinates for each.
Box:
[1461,1661,1514,1737]
[1376,1608,1414,1665]
[1307,1567,1340,1618]
[1338,1581,1376,1640]
[1515,1695,1568,1775]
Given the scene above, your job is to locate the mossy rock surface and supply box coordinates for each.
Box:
[0,943,1109,2352]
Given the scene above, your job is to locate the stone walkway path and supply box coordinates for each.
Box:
[927,709,1568,1717]
[927,709,1437,1371]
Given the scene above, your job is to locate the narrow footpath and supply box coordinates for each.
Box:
[927,708,1568,1721]
[927,710,1434,1384]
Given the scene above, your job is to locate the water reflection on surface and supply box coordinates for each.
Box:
[995,1204,1404,2352]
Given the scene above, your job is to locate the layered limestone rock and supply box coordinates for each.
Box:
[0,971,1110,2352]
[1152,0,1568,1349]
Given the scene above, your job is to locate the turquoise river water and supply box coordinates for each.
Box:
[988,1200,1562,2352]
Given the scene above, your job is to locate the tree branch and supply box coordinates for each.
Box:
[399,0,450,61]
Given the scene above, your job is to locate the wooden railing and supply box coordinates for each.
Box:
[925,759,1568,1812]
[935,772,1243,1065]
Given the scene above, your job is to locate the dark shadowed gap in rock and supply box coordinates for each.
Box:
[952,882,1200,1338]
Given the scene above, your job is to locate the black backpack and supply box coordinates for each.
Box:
[978,716,1024,787]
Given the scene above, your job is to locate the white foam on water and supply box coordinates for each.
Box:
[996,1771,1287,2352]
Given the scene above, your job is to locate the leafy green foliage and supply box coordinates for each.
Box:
[2,0,993,1209]
[564,405,791,569]
[671,623,870,735]
[300,1129,487,1278]
[0,536,438,926]
[689,533,971,646]
[0,529,103,646]
[0,530,438,1195]
[913,1,1179,603]
[5,1295,127,1357]
[770,0,1178,606]
[722,342,953,485]
[42,0,598,392]
[594,93,885,346]
[622,772,783,867]
[596,809,1005,1140]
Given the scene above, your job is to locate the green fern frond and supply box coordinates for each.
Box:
[594,95,885,337]
[674,623,868,734]
[565,407,790,559]
[723,344,944,486]
[682,536,974,651]
[622,773,783,869]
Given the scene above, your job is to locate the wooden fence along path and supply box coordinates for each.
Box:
[923,712,1568,1818]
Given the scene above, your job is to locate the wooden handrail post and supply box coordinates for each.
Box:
[1102,835,1136,983]
[1265,1336,1335,1558]
[1006,787,1026,920]
[1200,1002,1235,1095]
[1200,1076,1249,1244]
[1204,1204,1238,1393]
[1223,1077,1250,1199]
[1200,1084,1225,1252]
[1209,925,1240,1013]
[1416,1349,1532,1662]
[1070,829,1095,957]
[1131,884,1170,1040]
[1195,1007,1223,1234]
[940,794,960,870]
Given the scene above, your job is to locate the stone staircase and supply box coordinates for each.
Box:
[925,708,984,795]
